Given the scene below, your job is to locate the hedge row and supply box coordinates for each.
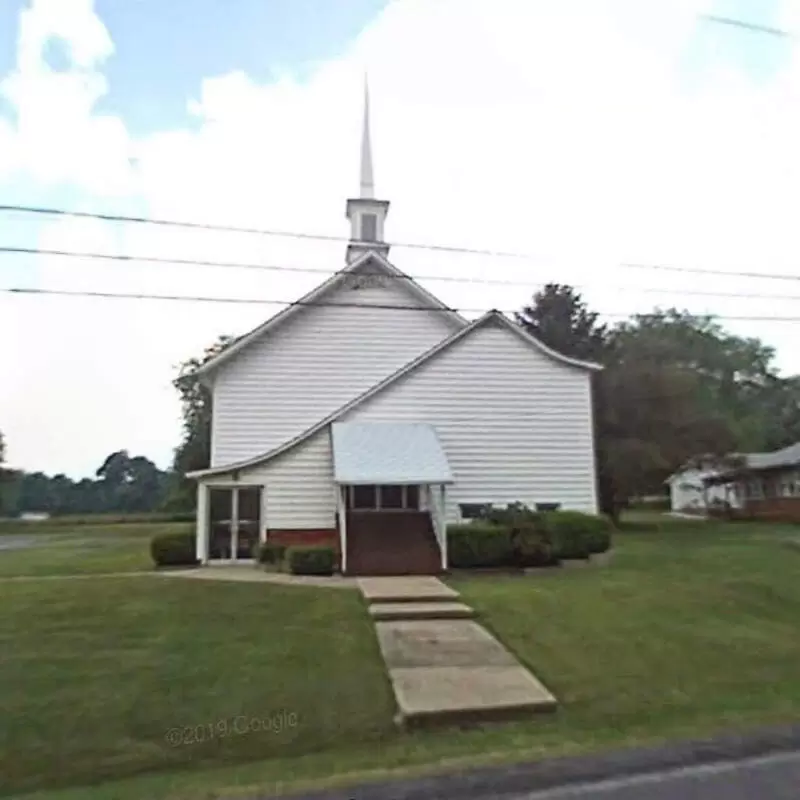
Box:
[256,541,336,575]
[150,534,337,575]
[447,507,612,569]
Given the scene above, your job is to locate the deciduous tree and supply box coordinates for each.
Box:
[163,335,235,510]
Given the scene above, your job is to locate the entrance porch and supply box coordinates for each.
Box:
[332,422,454,576]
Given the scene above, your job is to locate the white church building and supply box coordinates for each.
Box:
[187,87,602,575]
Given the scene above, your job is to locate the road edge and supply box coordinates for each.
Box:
[273,722,800,799]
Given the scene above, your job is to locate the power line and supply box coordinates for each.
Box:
[4,286,798,322]
[3,203,800,283]
[0,204,527,260]
[618,261,800,283]
[2,245,800,302]
[701,14,792,38]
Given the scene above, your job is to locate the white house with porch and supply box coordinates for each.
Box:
[186,86,602,575]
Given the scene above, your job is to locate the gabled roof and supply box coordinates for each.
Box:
[666,443,800,484]
[188,310,602,479]
[193,250,467,382]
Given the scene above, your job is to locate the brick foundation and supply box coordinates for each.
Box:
[267,529,340,551]
[741,498,800,523]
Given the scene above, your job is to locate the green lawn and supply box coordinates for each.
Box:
[5,517,800,800]
[0,523,188,577]
[0,577,395,797]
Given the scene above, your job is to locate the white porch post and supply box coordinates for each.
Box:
[196,483,209,564]
[439,484,448,571]
[338,484,348,574]
[230,487,240,561]
[259,485,268,544]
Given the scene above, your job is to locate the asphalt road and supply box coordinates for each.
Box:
[516,751,800,800]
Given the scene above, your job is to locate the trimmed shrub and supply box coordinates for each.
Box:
[510,522,556,567]
[286,546,336,576]
[150,532,198,567]
[447,523,514,568]
[585,520,613,554]
[543,511,612,559]
[257,541,286,566]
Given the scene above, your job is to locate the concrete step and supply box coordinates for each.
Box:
[374,620,558,728]
[357,576,460,604]
[369,601,475,621]
[391,665,558,728]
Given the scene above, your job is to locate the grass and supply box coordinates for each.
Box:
[0,523,189,577]
[0,577,396,797]
[4,516,800,799]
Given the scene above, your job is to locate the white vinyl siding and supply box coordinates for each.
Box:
[340,321,598,519]
[209,276,460,467]
[242,430,334,530]
[240,319,599,528]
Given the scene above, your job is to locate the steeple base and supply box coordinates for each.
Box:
[346,241,391,265]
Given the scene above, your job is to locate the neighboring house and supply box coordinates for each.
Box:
[703,442,800,521]
[186,88,603,575]
[666,462,745,513]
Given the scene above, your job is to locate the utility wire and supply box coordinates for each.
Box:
[2,204,800,283]
[700,14,792,38]
[2,245,800,302]
[4,286,798,323]
[0,204,526,260]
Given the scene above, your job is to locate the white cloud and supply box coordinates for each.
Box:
[0,0,131,193]
[2,0,800,476]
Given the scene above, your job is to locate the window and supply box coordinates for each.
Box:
[347,485,420,511]
[381,485,404,509]
[536,502,562,512]
[361,213,377,241]
[351,484,377,510]
[459,503,489,520]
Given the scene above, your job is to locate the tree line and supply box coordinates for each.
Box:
[0,449,170,517]
[2,286,799,519]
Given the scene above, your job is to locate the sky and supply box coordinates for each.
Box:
[2,0,800,478]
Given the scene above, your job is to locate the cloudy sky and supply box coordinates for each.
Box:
[1,0,799,478]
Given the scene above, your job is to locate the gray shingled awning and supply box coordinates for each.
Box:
[331,422,453,485]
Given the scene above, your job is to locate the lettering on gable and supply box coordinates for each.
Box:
[342,272,389,291]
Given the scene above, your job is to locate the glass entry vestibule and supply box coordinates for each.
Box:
[207,486,262,561]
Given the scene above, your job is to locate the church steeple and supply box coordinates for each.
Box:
[359,79,374,199]
[346,77,390,264]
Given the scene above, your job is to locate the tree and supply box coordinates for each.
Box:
[750,375,800,451]
[163,335,235,510]
[611,309,779,452]
[96,450,166,512]
[8,451,167,516]
[0,431,21,516]
[516,283,608,362]
[597,333,737,514]
[516,291,744,520]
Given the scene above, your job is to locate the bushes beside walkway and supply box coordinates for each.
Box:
[447,505,612,570]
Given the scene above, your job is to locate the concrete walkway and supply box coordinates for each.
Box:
[160,566,359,589]
[356,577,557,727]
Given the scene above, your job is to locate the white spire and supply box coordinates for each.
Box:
[359,76,375,199]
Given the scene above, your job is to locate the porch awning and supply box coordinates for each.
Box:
[331,422,454,485]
